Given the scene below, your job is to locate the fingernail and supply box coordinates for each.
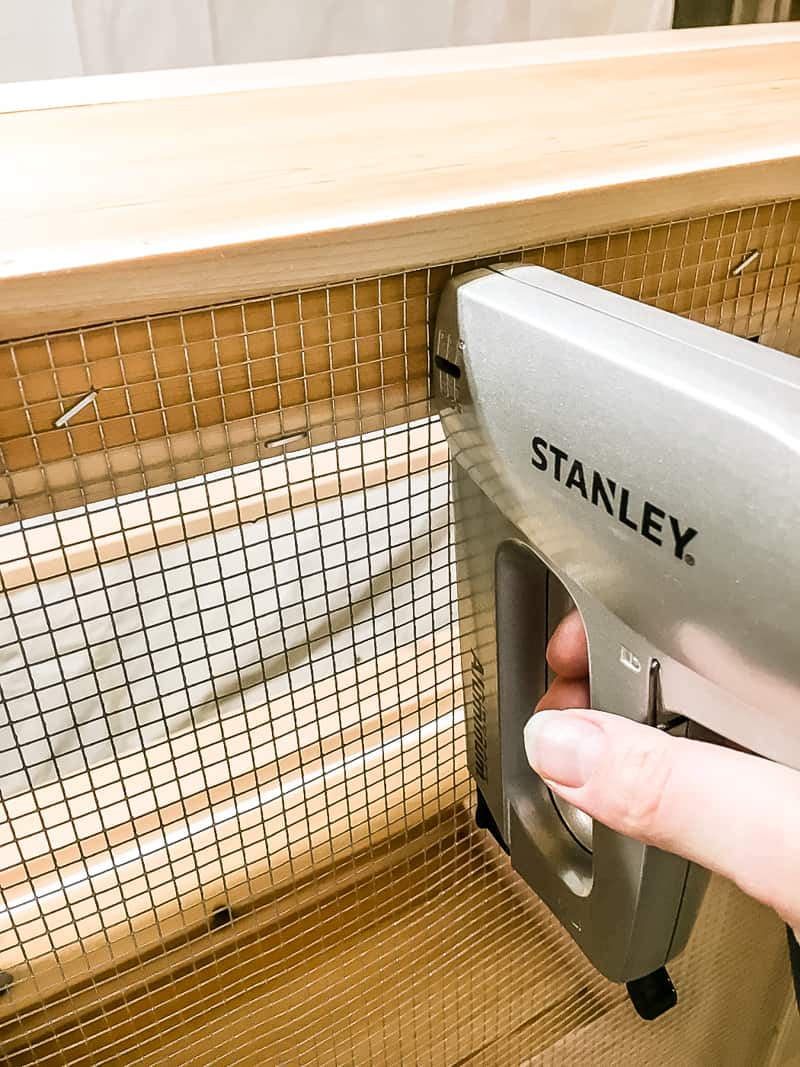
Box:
[523,710,604,787]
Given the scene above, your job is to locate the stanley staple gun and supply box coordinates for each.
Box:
[433,265,800,1016]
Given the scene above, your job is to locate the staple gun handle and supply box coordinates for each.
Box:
[495,538,699,986]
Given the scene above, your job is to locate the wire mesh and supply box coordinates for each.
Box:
[0,199,798,1065]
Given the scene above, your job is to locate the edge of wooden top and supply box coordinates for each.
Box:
[2,23,800,340]
[2,22,797,113]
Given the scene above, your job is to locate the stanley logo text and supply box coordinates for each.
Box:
[531,435,698,563]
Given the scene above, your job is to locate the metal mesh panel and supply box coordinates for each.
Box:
[1,200,798,1065]
[2,199,798,526]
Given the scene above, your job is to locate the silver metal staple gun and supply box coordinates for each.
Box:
[434,265,800,1016]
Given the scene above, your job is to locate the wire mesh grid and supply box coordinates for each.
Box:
[0,199,798,1065]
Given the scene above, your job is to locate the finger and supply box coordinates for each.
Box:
[546,610,589,680]
[535,676,590,712]
[524,707,800,931]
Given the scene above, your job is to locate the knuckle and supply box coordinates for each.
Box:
[612,732,675,841]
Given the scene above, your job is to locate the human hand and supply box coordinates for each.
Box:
[524,610,800,936]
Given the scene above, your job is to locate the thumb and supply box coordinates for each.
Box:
[524,708,800,932]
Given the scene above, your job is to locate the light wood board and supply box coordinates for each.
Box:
[1,24,800,338]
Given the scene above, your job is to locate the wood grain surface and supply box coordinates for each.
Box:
[1,24,799,338]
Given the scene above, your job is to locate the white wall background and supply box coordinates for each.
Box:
[0,0,675,83]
